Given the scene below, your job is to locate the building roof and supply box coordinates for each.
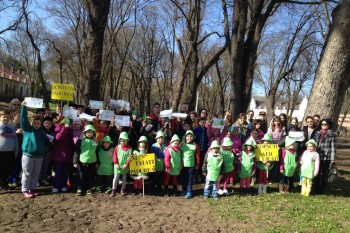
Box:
[0,64,31,85]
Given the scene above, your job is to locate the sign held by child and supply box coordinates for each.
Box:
[255,144,279,161]
[130,153,156,175]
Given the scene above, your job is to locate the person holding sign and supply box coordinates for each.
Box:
[111,132,132,197]
[93,113,109,143]
[131,136,149,195]
[202,141,224,200]
[299,139,320,197]
[257,134,274,195]
[73,125,98,196]
[163,134,182,196]
[279,137,297,194]
[180,130,200,199]
[218,138,236,196]
[237,138,257,195]
[150,131,168,194]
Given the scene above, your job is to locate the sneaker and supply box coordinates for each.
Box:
[23,192,33,198]
[76,189,83,196]
[40,180,50,186]
[204,195,208,199]
[52,188,59,193]
[8,183,17,188]
[222,189,229,195]
[95,186,102,193]
[61,187,68,192]
[30,190,39,196]
[86,189,92,195]
[110,189,116,197]
[105,188,112,194]
[218,189,223,195]
[120,189,126,196]
[185,193,192,199]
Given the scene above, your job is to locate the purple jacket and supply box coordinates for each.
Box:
[51,124,75,163]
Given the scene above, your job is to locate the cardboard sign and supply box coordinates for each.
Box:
[129,153,156,174]
[79,113,95,122]
[288,131,304,141]
[115,115,130,127]
[89,100,104,110]
[51,83,74,101]
[98,110,115,121]
[172,113,188,119]
[24,97,43,108]
[63,107,78,120]
[255,144,279,161]
[212,118,225,129]
[160,109,172,118]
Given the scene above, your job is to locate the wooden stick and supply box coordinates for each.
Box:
[142,178,145,197]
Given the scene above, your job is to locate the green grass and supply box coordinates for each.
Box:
[208,170,350,233]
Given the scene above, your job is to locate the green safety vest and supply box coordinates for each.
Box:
[154,143,166,172]
[221,149,235,173]
[283,150,297,177]
[79,138,98,163]
[239,152,255,178]
[97,147,114,176]
[114,145,132,175]
[169,148,182,176]
[207,152,223,181]
[181,142,196,167]
[300,151,317,179]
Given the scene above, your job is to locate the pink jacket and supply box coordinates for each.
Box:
[51,124,74,163]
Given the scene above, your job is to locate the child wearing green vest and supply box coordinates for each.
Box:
[95,136,114,194]
[131,136,149,195]
[163,134,181,196]
[218,138,235,196]
[150,131,168,193]
[257,133,274,194]
[180,130,200,199]
[203,140,223,199]
[238,138,257,194]
[111,132,132,197]
[299,139,320,196]
[279,136,297,194]
[73,125,99,196]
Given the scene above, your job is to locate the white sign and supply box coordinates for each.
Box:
[79,113,95,122]
[89,100,104,110]
[171,113,188,119]
[160,109,172,118]
[99,110,115,121]
[212,118,225,129]
[288,131,304,141]
[63,107,78,120]
[24,97,43,109]
[46,134,54,143]
[109,99,130,111]
[115,115,130,127]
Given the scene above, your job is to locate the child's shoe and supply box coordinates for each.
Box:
[95,186,102,193]
[76,189,83,196]
[52,188,58,193]
[8,182,17,188]
[181,190,187,196]
[23,192,33,198]
[105,187,112,194]
[61,187,68,192]
[204,195,209,199]
[185,193,192,199]
[110,189,116,197]
[30,190,39,196]
[262,185,267,194]
[173,186,178,196]
[120,189,126,196]
[86,189,92,195]
[258,184,263,194]
[222,189,229,195]
[213,196,219,200]
[218,189,223,195]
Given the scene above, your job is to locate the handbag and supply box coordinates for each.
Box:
[327,162,339,183]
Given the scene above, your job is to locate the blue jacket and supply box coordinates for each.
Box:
[194,126,209,152]
[21,106,49,157]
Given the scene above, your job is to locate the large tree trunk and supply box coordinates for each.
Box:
[305,1,350,125]
[83,0,111,105]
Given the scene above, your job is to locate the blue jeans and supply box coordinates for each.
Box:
[53,161,70,190]
[181,167,194,194]
[204,178,218,197]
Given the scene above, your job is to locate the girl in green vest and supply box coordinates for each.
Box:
[203,140,223,199]
[257,133,274,194]
[238,138,257,195]
[95,136,114,194]
[180,130,200,199]
[218,138,235,196]
[163,134,181,196]
[151,131,168,194]
[111,132,132,197]
[299,139,320,196]
[73,125,99,196]
[279,136,297,194]
[131,136,149,195]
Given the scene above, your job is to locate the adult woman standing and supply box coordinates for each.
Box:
[313,119,336,194]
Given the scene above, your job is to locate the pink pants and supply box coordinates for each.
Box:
[163,173,178,186]
[134,179,142,190]
[240,178,250,188]
[258,169,268,185]
[218,171,234,190]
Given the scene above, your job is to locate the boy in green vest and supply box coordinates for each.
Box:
[218,138,235,195]
[151,131,168,194]
[203,140,224,200]
[238,138,257,195]
[111,132,132,197]
[95,136,114,194]
[180,130,200,199]
[279,136,297,194]
[73,124,99,196]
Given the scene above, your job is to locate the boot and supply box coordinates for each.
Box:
[110,189,116,197]
[279,184,285,194]
[173,185,178,196]
[262,185,267,194]
[258,184,263,195]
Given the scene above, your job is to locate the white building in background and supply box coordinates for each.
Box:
[249,96,308,121]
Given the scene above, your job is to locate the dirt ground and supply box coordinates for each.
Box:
[0,133,349,233]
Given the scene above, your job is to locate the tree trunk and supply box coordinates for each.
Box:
[82,0,111,105]
[305,1,350,125]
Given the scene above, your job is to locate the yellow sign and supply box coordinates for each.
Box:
[51,83,74,101]
[130,153,156,175]
[256,144,279,161]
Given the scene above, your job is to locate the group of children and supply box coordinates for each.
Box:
[0,102,321,200]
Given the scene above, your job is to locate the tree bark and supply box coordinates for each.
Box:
[305,1,350,125]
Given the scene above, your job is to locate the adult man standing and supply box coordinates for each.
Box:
[149,103,162,132]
